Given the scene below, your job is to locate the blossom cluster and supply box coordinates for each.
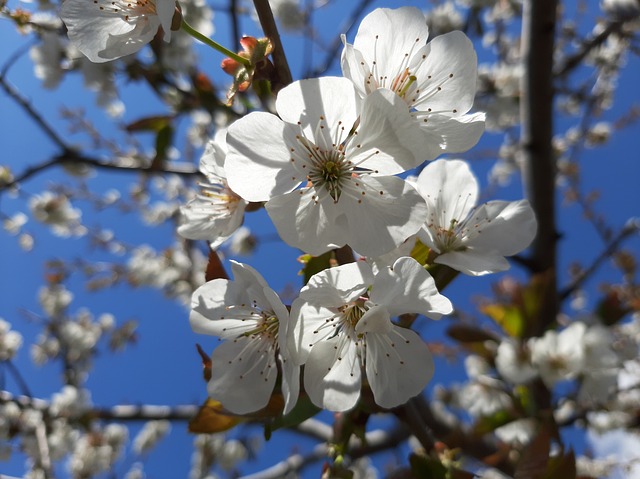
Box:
[180,7,536,414]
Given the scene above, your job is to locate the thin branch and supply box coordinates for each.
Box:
[307,0,374,78]
[253,0,293,88]
[560,219,640,300]
[0,75,69,153]
[230,0,241,51]
[555,20,625,77]
[0,152,200,192]
[239,424,410,479]
[0,390,199,420]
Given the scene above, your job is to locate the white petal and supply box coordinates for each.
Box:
[279,354,300,415]
[265,188,347,256]
[464,200,537,256]
[208,337,277,414]
[190,279,260,337]
[199,133,228,179]
[289,300,340,365]
[349,88,428,174]
[155,0,175,42]
[435,249,510,276]
[335,176,428,257]
[351,7,430,86]
[177,195,246,241]
[365,326,434,409]
[225,112,300,202]
[340,37,370,99]
[412,30,478,114]
[304,336,361,412]
[356,305,393,334]
[370,257,453,319]
[415,159,478,227]
[275,77,359,146]
[415,112,486,157]
[303,261,373,305]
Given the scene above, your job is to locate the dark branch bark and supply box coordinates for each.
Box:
[520,0,559,337]
[253,0,293,88]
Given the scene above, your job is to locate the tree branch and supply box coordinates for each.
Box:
[0,152,200,193]
[253,0,293,89]
[560,218,640,300]
[520,0,559,336]
[554,20,625,77]
[307,0,375,78]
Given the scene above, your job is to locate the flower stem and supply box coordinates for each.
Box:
[181,20,251,67]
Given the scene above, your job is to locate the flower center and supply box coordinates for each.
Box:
[243,313,279,341]
[296,136,354,203]
[339,301,367,330]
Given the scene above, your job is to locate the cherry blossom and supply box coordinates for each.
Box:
[413,159,537,276]
[60,0,176,63]
[178,129,247,248]
[289,258,452,411]
[341,7,485,162]
[529,321,587,387]
[190,261,299,415]
[225,76,428,257]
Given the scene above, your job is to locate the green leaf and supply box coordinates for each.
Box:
[544,449,576,479]
[447,324,499,343]
[300,251,333,284]
[481,303,525,338]
[409,454,448,479]
[473,410,515,435]
[125,115,172,132]
[268,393,321,432]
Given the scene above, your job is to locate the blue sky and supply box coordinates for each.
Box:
[1,0,640,477]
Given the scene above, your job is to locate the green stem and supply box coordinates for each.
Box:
[181,20,251,67]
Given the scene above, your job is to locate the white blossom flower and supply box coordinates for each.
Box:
[29,192,86,237]
[413,159,537,276]
[3,212,28,235]
[495,339,537,385]
[60,0,176,63]
[178,130,247,248]
[290,257,452,411]
[190,261,299,415]
[494,418,537,446]
[50,386,92,417]
[0,319,23,361]
[530,321,587,387]
[38,284,74,317]
[341,7,485,162]
[225,76,428,257]
[133,420,171,454]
